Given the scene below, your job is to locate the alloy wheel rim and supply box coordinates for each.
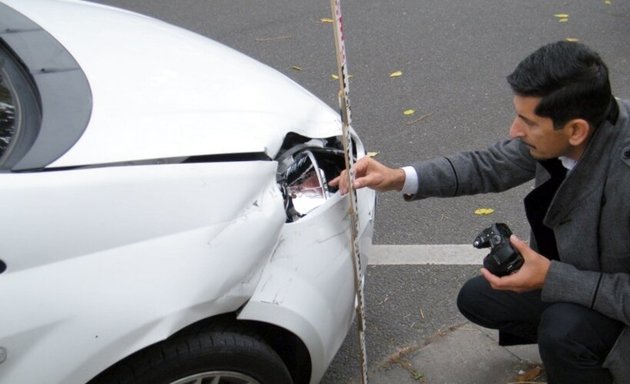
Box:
[169,371,262,384]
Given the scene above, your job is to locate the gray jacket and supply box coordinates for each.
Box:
[408,99,630,382]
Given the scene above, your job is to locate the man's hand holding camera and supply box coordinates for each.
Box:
[481,234,551,293]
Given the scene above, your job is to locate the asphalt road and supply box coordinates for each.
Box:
[87,1,630,382]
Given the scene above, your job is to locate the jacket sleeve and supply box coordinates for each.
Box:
[542,262,630,326]
[406,138,537,200]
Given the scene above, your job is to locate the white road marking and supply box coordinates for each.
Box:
[367,244,487,265]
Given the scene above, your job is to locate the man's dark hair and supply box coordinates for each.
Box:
[507,41,617,129]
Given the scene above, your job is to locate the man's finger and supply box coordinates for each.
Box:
[509,235,531,259]
[354,157,370,174]
[480,268,505,290]
[353,172,375,188]
[510,234,525,248]
[481,267,518,291]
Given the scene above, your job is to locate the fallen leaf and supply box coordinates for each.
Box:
[553,13,569,18]
[516,365,543,382]
[604,0,612,4]
[331,74,339,80]
[390,70,403,78]
[403,109,415,116]
[405,112,433,125]
[291,65,303,71]
[565,37,580,42]
[558,18,569,23]
[320,17,334,23]
[474,208,495,216]
[367,151,380,158]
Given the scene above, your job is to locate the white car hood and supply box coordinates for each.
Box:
[3,0,342,167]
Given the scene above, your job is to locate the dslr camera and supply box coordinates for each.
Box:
[473,223,523,276]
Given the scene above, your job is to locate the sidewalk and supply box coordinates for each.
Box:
[369,322,545,384]
[321,263,546,384]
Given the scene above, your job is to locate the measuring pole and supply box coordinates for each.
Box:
[329,0,368,382]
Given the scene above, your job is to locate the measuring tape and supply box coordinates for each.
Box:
[329,0,369,382]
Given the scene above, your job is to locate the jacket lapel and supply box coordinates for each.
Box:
[544,120,617,228]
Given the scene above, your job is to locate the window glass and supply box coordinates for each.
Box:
[0,70,16,158]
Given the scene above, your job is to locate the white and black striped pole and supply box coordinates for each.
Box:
[329,0,368,382]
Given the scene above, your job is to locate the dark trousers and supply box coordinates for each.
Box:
[457,276,623,384]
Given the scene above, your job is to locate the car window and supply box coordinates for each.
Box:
[0,68,17,160]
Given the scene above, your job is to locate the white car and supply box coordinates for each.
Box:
[0,1,375,383]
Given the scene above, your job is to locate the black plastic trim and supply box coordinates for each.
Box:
[23,152,272,173]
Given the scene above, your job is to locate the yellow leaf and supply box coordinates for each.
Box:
[320,18,334,23]
[390,70,403,78]
[558,18,569,23]
[403,109,415,116]
[474,208,495,216]
[367,151,380,158]
[604,0,612,4]
[291,65,303,71]
[554,13,569,18]
[331,74,339,80]
[517,366,543,382]
[565,37,579,42]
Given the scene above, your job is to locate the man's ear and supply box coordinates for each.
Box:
[566,119,591,146]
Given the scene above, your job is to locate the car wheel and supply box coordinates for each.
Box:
[90,328,294,384]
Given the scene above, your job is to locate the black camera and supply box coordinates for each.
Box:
[473,223,523,277]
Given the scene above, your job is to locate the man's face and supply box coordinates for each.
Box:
[509,95,573,160]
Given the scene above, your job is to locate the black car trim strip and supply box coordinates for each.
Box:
[16,152,272,172]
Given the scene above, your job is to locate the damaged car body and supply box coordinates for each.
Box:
[0,1,375,384]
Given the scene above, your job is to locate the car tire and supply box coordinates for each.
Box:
[90,327,294,384]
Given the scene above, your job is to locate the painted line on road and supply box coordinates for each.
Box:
[367,244,486,265]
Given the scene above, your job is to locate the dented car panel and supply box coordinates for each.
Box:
[239,186,374,383]
[0,162,286,383]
